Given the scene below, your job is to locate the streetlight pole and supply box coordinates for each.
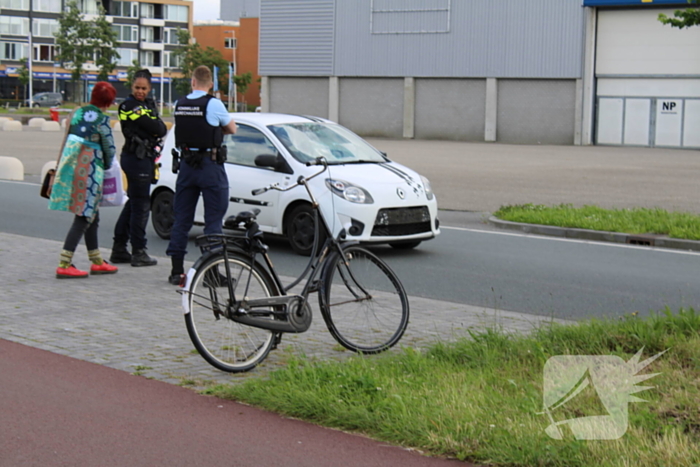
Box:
[224,29,236,112]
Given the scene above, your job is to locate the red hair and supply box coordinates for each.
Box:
[90,81,117,108]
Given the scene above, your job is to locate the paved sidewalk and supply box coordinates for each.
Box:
[0,231,569,389]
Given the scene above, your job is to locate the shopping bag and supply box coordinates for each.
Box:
[101,158,127,207]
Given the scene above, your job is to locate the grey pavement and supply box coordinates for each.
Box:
[0,231,569,389]
[0,125,696,385]
[3,125,700,214]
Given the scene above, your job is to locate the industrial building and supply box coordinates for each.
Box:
[0,0,192,103]
[222,0,697,147]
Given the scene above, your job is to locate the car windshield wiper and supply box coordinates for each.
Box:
[328,159,382,165]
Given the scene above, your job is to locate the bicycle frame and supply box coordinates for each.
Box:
[187,159,357,334]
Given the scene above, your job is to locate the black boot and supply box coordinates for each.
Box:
[109,244,132,264]
[131,249,157,267]
[168,256,184,285]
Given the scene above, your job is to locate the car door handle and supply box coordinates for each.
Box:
[230,197,269,207]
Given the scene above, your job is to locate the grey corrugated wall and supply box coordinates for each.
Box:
[259,0,585,78]
[259,0,335,76]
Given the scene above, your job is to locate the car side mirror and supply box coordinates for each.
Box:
[255,154,293,174]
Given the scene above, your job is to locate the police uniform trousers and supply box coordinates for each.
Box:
[166,156,229,259]
[113,151,154,251]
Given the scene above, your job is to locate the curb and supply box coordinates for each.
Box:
[488,216,700,253]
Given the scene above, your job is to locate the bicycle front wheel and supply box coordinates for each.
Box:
[319,246,409,353]
[185,252,278,373]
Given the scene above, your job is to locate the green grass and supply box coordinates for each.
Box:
[493,204,700,241]
[204,308,700,466]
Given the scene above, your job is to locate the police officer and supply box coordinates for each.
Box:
[110,69,167,267]
[167,65,237,284]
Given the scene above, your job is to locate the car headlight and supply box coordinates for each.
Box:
[420,175,434,201]
[325,179,374,204]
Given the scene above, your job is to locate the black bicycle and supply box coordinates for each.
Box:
[181,158,410,372]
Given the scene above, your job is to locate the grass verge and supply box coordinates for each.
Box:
[493,204,700,241]
[204,308,700,466]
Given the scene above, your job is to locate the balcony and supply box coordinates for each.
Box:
[140,40,164,51]
[140,17,165,27]
[83,14,113,23]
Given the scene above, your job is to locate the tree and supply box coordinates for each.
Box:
[93,12,120,81]
[54,0,119,102]
[172,29,231,96]
[17,61,30,102]
[658,0,700,29]
[234,72,253,100]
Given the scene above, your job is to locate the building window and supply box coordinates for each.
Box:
[113,24,138,42]
[75,0,101,15]
[34,0,61,13]
[110,1,137,18]
[165,5,188,22]
[0,0,29,10]
[34,43,57,62]
[0,16,29,36]
[32,18,59,37]
[141,3,154,19]
[163,27,182,45]
[1,41,29,60]
[139,50,161,67]
[163,51,181,68]
[140,26,162,43]
[116,47,137,66]
[224,37,237,49]
[370,0,451,34]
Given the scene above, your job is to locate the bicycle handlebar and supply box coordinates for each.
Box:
[251,157,328,196]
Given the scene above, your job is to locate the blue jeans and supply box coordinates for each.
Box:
[166,157,229,259]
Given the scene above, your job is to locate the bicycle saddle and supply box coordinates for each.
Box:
[224,209,261,229]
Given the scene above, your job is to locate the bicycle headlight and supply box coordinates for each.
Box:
[325,179,374,204]
[420,175,434,201]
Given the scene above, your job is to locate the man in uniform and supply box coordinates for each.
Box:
[166,65,237,284]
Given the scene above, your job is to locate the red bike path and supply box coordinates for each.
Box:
[0,339,470,466]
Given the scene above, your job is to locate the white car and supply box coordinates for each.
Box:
[150,113,440,255]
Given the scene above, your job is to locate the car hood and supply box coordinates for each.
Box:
[324,162,429,201]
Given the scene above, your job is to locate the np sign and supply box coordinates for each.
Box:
[660,101,679,114]
[662,101,676,112]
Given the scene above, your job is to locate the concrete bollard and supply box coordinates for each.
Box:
[40,160,57,182]
[0,117,13,126]
[41,120,61,132]
[28,117,46,128]
[110,119,122,131]
[0,156,24,180]
[2,121,22,131]
[164,121,173,131]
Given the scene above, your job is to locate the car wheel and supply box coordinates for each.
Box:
[389,240,422,250]
[286,204,325,256]
[32,103,40,108]
[151,190,174,239]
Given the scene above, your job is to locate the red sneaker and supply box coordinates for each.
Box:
[56,264,89,279]
[90,261,118,275]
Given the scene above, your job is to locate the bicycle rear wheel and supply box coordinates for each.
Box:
[185,252,278,372]
[319,246,409,353]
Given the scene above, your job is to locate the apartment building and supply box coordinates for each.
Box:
[192,16,260,108]
[0,0,192,102]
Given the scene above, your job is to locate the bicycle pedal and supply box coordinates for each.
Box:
[271,333,283,350]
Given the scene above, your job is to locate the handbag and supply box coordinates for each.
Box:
[40,109,76,199]
[100,157,128,207]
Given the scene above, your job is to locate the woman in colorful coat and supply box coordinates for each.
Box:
[49,82,119,279]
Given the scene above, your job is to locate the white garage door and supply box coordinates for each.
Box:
[595,8,700,148]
